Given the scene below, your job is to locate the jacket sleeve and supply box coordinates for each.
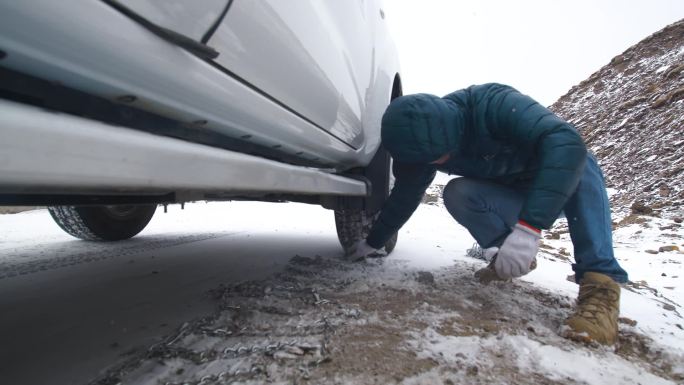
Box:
[366,162,436,249]
[483,85,587,229]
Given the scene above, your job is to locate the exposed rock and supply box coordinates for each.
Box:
[616,214,648,228]
[416,271,436,286]
[421,185,445,206]
[659,183,672,197]
[631,201,654,215]
[658,245,680,252]
[545,232,561,240]
[618,317,638,327]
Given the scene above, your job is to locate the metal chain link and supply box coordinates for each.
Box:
[160,338,329,385]
[222,339,322,358]
[163,364,265,385]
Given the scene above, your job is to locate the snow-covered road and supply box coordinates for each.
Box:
[0,202,345,385]
[0,195,682,384]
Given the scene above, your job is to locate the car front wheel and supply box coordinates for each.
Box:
[334,208,397,254]
[48,205,157,241]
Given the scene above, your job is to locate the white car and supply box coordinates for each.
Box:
[0,0,402,252]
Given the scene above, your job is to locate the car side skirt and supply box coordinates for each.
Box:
[0,100,368,198]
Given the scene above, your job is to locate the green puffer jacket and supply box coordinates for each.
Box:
[366,83,587,249]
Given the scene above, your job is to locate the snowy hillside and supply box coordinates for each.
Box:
[550,19,684,219]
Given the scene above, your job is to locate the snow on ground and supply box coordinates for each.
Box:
[537,215,684,351]
[408,331,674,385]
[1,191,683,384]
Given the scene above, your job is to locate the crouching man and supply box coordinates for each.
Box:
[350,83,628,344]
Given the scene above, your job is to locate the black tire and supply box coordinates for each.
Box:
[48,205,157,241]
[335,209,398,253]
[335,147,398,254]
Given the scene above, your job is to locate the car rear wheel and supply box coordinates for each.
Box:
[48,205,157,241]
[334,147,398,254]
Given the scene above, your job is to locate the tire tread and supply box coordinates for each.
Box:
[48,206,101,240]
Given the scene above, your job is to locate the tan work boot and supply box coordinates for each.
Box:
[563,272,620,345]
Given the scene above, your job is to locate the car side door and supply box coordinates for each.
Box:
[207,1,377,149]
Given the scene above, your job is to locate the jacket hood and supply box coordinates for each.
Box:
[381,94,462,164]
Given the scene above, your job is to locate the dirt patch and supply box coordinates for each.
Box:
[616,330,681,380]
[91,255,683,385]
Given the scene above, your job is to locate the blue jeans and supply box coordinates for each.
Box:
[442,155,628,283]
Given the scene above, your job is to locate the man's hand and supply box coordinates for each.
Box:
[346,240,386,261]
[494,221,541,279]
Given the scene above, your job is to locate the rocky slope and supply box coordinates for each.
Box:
[550,19,684,218]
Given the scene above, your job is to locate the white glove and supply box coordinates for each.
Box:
[347,240,386,261]
[494,222,541,279]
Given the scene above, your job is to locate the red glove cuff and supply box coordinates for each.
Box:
[517,220,541,234]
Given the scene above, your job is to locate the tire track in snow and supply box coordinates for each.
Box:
[0,232,237,280]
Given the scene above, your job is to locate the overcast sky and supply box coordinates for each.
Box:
[383,0,684,106]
